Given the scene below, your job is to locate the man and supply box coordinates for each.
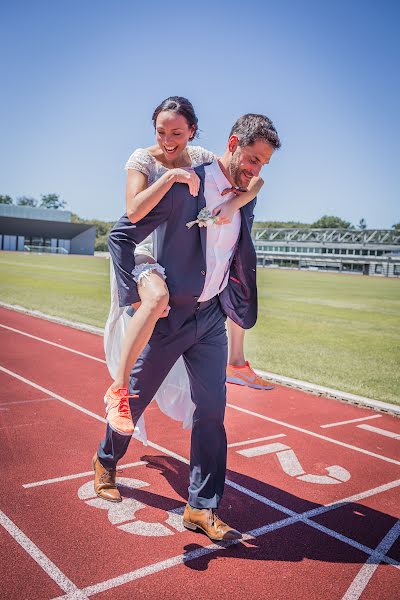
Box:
[94,114,281,541]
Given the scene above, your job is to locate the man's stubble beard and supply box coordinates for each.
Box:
[228,151,243,188]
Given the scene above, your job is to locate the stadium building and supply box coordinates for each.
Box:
[0,205,96,255]
[253,228,400,277]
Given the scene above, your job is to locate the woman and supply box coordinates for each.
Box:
[104,96,272,443]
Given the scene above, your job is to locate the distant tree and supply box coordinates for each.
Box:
[311,215,352,229]
[254,220,311,229]
[358,218,367,230]
[95,234,110,252]
[70,213,114,250]
[393,222,400,231]
[17,196,38,207]
[70,212,82,223]
[39,193,67,210]
[0,195,13,204]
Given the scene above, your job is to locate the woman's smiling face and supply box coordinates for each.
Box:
[155,110,195,162]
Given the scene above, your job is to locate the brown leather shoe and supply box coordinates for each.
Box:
[92,453,121,502]
[183,504,242,541]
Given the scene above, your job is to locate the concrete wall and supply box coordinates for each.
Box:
[70,226,96,255]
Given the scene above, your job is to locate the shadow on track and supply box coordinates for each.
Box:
[118,454,400,571]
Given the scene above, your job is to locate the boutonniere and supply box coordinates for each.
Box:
[186,208,218,229]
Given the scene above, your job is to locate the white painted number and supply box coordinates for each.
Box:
[78,477,185,536]
[238,442,351,484]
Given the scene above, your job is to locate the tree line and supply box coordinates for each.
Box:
[0,193,66,210]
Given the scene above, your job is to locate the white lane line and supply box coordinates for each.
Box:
[0,509,87,598]
[226,403,400,466]
[227,434,286,448]
[0,324,106,364]
[4,322,398,462]
[0,367,106,424]
[237,442,290,457]
[357,424,400,439]
[320,415,382,428]
[23,461,148,488]
[53,480,400,599]
[0,398,55,408]
[3,366,400,597]
[341,519,400,600]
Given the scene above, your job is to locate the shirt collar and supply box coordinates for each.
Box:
[209,160,234,196]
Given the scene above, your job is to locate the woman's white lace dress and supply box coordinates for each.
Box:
[104,146,216,444]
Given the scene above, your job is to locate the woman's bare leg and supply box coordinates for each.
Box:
[227,318,246,366]
[226,318,274,390]
[112,256,169,389]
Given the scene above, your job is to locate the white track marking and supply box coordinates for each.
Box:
[0,324,106,363]
[276,449,305,476]
[0,398,54,408]
[52,480,400,599]
[226,403,400,466]
[227,434,286,447]
[0,509,87,598]
[23,461,147,488]
[3,322,399,464]
[3,303,399,416]
[320,415,382,428]
[357,424,400,439]
[237,442,290,457]
[0,366,106,424]
[78,477,185,537]
[2,366,400,597]
[341,519,400,600]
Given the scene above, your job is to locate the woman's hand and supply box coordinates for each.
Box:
[172,168,200,197]
[212,176,264,224]
[212,197,240,225]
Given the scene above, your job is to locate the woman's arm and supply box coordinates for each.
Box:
[212,176,264,225]
[126,168,200,224]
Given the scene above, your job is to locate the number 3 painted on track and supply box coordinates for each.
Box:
[78,477,185,536]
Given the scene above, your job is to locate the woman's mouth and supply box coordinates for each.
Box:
[164,145,178,154]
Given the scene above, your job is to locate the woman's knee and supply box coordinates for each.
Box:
[140,280,169,314]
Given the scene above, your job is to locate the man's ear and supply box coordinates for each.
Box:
[228,135,240,153]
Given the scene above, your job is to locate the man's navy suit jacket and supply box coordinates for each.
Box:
[108,164,258,333]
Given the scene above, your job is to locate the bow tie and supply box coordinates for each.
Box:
[221,186,247,196]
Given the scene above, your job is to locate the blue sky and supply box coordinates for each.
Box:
[1,1,399,227]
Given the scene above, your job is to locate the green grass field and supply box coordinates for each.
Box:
[1,252,399,405]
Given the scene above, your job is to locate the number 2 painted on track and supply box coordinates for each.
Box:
[238,442,351,484]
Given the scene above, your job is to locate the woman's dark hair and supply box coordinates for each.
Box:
[152,96,198,140]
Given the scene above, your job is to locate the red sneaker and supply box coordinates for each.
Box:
[104,386,138,435]
[226,361,274,390]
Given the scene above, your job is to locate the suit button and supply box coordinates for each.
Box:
[201,270,206,275]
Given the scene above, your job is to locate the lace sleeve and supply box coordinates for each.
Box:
[189,145,217,167]
[124,148,154,177]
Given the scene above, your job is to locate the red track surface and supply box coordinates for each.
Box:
[0,306,399,600]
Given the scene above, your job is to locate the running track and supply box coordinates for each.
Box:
[0,306,399,600]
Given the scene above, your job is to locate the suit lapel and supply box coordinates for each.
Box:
[196,165,207,261]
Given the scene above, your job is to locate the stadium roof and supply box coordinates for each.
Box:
[0,216,95,239]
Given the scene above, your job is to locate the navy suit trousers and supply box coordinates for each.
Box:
[98,297,228,509]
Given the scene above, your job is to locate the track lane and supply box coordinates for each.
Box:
[1,307,400,599]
